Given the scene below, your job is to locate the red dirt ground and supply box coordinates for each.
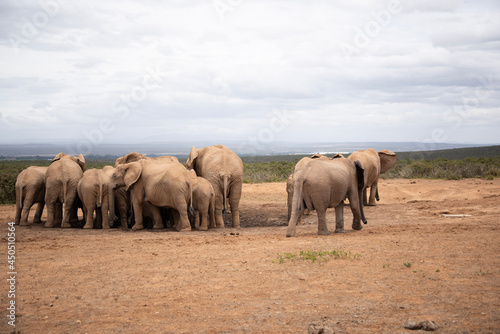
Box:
[1,178,499,333]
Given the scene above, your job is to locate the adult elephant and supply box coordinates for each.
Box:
[109,159,192,231]
[77,166,114,229]
[347,149,397,206]
[15,166,48,225]
[110,152,180,229]
[287,154,331,222]
[286,156,367,237]
[186,145,243,228]
[45,153,86,228]
[188,169,216,230]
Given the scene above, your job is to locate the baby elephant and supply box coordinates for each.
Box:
[188,170,216,230]
[286,156,367,237]
[77,166,114,229]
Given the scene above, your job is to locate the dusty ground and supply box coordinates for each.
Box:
[1,178,499,333]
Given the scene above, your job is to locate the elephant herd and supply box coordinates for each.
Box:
[14,145,397,237]
[15,145,243,232]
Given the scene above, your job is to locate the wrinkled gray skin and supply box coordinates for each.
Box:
[15,166,48,225]
[287,154,331,222]
[109,152,180,229]
[186,145,243,228]
[286,157,367,237]
[77,166,114,229]
[347,149,397,206]
[188,170,216,230]
[45,153,86,228]
[109,159,192,231]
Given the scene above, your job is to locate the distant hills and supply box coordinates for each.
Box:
[0,141,497,160]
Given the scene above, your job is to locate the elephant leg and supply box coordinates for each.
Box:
[55,201,63,227]
[96,208,103,229]
[229,183,242,228]
[334,203,345,233]
[131,201,144,231]
[83,204,94,229]
[33,201,44,224]
[62,189,79,228]
[316,208,331,236]
[214,192,225,228]
[150,205,164,229]
[101,201,110,229]
[368,182,378,206]
[363,187,368,206]
[348,193,363,231]
[45,202,56,228]
[19,197,34,226]
[193,210,200,229]
[116,195,129,229]
[176,203,192,232]
[198,209,209,231]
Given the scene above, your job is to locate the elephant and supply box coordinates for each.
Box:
[109,152,180,229]
[186,145,243,228]
[347,149,397,206]
[188,169,216,230]
[287,154,331,222]
[115,152,179,166]
[109,159,192,231]
[45,153,86,228]
[77,166,115,229]
[286,156,367,237]
[15,166,48,225]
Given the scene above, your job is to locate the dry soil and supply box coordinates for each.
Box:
[1,178,499,333]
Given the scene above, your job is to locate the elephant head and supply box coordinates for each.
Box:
[52,153,86,172]
[115,152,147,167]
[378,150,397,174]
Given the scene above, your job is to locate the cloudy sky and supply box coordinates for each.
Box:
[1,0,499,151]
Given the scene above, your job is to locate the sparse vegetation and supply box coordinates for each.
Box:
[0,147,499,204]
[274,250,361,264]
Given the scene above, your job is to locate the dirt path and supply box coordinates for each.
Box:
[1,179,499,333]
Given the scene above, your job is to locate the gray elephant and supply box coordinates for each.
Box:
[45,153,86,228]
[188,170,216,230]
[286,156,367,237]
[77,166,115,229]
[109,152,180,229]
[15,166,48,225]
[186,145,243,228]
[109,159,192,231]
[287,154,331,222]
[347,149,397,206]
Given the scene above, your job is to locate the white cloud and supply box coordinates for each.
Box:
[0,0,499,149]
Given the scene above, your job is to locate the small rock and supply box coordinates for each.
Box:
[404,319,439,331]
[308,324,334,334]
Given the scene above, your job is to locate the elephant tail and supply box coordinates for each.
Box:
[209,191,216,228]
[222,174,229,213]
[96,173,103,208]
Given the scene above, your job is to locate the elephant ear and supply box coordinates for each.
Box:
[378,150,397,174]
[76,154,86,172]
[52,152,67,163]
[354,159,365,191]
[186,146,198,170]
[124,162,142,191]
[332,153,344,159]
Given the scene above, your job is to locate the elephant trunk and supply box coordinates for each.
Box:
[108,184,116,226]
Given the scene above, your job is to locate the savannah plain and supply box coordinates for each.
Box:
[1,177,499,333]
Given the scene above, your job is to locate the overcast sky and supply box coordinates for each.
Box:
[1,0,499,151]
